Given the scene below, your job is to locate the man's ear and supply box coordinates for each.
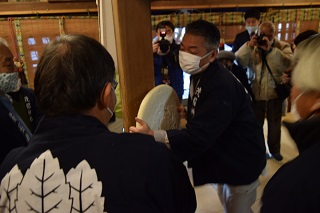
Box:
[99,83,112,109]
[209,49,218,63]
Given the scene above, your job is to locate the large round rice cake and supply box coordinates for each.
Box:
[137,84,180,130]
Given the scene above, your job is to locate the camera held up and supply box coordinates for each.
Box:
[157,27,170,54]
[256,32,267,46]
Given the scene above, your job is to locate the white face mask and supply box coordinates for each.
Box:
[246,26,258,35]
[0,72,19,93]
[291,92,304,121]
[179,50,214,75]
[106,89,117,118]
[12,78,22,92]
[164,35,174,44]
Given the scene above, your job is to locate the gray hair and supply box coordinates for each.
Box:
[292,33,320,92]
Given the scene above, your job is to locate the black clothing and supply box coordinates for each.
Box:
[0,95,28,164]
[261,116,320,213]
[0,115,196,213]
[167,60,266,186]
[232,30,250,53]
[229,63,254,100]
[7,87,43,132]
[154,41,184,100]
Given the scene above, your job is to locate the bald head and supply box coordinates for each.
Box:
[0,42,14,74]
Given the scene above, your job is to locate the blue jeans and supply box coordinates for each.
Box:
[253,98,283,154]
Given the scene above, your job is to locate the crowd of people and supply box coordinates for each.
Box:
[0,7,319,213]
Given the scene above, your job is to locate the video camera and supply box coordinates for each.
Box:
[157,27,170,54]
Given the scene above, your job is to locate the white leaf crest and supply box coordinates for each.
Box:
[0,165,23,213]
[16,150,72,212]
[67,160,106,213]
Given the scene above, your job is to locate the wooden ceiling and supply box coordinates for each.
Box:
[151,0,320,10]
[1,0,320,16]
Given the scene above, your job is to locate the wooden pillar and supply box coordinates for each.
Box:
[112,0,154,132]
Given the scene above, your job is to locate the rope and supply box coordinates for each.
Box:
[8,17,19,59]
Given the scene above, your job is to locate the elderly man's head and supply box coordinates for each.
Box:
[291,33,320,120]
[0,38,18,94]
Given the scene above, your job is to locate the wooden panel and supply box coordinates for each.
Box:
[0,2,97,15]
[220,24,246,44]
[63,18,99,40]
[112,0,154,131]
[18,19,60,88]
[151,0,320,10]
[299,20,319,34]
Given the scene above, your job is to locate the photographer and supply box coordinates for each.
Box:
[236,21,293,161]
[153,20,184,101]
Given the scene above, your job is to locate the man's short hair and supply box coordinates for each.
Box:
[34,34,115,116]
[155,20,175,32]
[294,30,318,46]
[185,19,220,51]
[244,9,260,21]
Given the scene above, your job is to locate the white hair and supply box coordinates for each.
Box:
[0,37,9,47]
[292,33,320,92]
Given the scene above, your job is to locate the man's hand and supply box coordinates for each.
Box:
[152,42,160,53]
[281,72,291,84]
[248,34,258,48]
[178,104,187,120]
[258,36,272,52]
[129,117,154,136]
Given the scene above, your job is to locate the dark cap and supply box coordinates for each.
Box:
[217,50,236,61]
[155,20,175,32]
[244,9,260,21]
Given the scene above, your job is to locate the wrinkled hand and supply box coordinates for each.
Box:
[281,73,290,84]
[178,104,187,120]
[248,34,258,48]
[129,117,154,136]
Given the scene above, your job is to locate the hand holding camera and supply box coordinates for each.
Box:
[248,31,272,51]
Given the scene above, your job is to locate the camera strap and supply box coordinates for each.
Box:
[262,55,280,86]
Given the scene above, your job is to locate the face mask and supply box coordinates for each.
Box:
[12,78,22,92]
[106,89,117,118]
[246,26,258,35]
[179,50,214,75]
[107,107,114,117]
[291,92,304,121]
[0,72,19,93]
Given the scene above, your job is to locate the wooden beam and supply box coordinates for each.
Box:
[112,0,154,131]
[0,2,97,16]
[151,0,320,10]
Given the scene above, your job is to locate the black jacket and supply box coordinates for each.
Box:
[0,95,29,164]
[232,30,250,53]
[167,60,266,186]
[261,116,320,213]
[7,87,43,132]
[0,114,196,213]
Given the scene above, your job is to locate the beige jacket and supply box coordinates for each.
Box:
[235,39,293,101]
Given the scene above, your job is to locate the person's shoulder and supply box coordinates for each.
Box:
[20,87,36,97]
[235,30,249,38]
[0,146,27,179]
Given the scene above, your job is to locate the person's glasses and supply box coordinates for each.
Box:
[111,79,118,90]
